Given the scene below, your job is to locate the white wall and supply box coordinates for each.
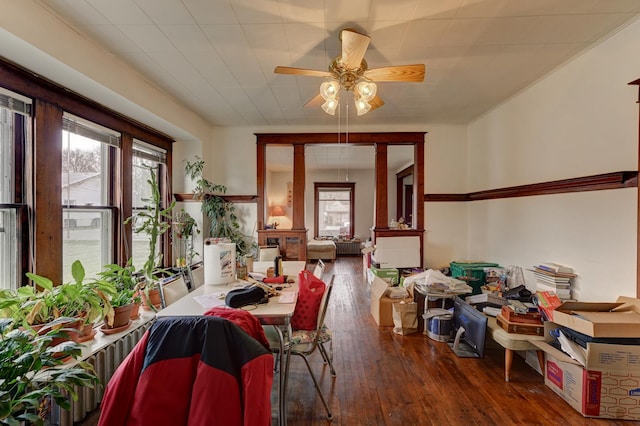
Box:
[466,18,640,301]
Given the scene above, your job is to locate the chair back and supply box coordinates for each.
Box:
[191,265,205,289]
[313,259,325,279]
[159,275,189,308]
[312,275,334,345]
[258,245,280,261]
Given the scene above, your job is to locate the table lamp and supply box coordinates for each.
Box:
[270,205,285,229]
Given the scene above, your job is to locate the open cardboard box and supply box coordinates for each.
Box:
[552,296,640,337]
[532,322,640,420]
[370,276,412,326]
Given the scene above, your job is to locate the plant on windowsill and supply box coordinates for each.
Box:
[125,164,175,311]
[0,260,116,343]
[0,318,99,425]
[98,259,143,328]
[184,156,256,258]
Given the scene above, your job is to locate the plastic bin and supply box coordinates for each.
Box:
[450,262,500,295]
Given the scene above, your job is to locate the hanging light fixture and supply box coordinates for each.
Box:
[319,70,377,116]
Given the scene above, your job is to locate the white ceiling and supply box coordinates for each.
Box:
[33,0,640,170]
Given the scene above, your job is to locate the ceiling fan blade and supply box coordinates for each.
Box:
[274,66,332,78]
[364,64,425,82]
[341,29,371,69]
[304,93,325,108]
[369,96,385,111]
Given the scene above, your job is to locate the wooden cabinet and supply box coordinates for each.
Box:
[258,229,307,261]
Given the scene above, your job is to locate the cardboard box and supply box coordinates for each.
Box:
[369,265,399,286]
[372,236,421,269]
[370,276,411,326]
[532,322,640,420]
[552,296,640,338]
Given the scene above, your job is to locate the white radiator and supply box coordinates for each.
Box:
[50,320,154,425]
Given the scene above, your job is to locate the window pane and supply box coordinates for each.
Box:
[0,108,14,203]
[0,208,18,290]
[62,208,112,282]
[318,189,352,237]
[130,142,166,271]
[61,115,119,279]
[0,89,30,289]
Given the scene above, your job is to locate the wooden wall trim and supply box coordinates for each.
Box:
[173,193,257,203]
[425,171,637,202]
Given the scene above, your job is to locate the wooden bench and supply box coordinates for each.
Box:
[486,316,545,382]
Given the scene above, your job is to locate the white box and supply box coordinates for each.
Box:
[373,236,420,268]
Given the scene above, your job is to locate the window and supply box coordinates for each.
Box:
[0,89,30,290]
[130,141,168,271]
[61,114,119,281]
[314,182,355,239]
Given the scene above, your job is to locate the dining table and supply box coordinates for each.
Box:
[156,260,306,426]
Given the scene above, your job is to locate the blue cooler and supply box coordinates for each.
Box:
[423,308,453,342]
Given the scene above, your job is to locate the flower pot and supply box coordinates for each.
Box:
[130,301,141,320]
[141,288,162,311]
[74,322,97,343]
[101,303,134,334]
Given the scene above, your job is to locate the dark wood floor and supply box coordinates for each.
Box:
[79,257,638,425]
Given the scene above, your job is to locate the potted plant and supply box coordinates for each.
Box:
[98,259,142,324]
[0,318,100,425]
[52,261,116,342]
[0,260,115,344]
[185,156,256,258]
[172,209,200,268]
[125,164,175,311]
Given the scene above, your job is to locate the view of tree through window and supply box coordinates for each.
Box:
[61,115,118,282]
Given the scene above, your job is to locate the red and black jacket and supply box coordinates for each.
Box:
[98,315,273,426]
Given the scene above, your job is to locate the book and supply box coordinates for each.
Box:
[538,262,573,274]
[533,291,563,321]
[532,267,577,279]
[536,282,571,298]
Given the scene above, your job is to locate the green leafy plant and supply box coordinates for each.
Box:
[0,318,99,425]
[124,165,175,310]
[185,156,256,257]
[0,261,114,330]
[126,164,175,281]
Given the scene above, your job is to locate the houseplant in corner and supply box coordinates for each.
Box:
[125,164,175,311]
[185,156,256,258]
[0,318,99,425]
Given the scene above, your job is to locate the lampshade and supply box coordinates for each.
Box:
[355,81,377,102]
[354,96,372,116]
[270,205,285,217]
[321,98,339,115]
[320,81,340,100]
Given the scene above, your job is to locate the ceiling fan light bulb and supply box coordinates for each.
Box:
[320,81,340,100]
[355,97,371,115]
[356,81,377,102]
[322,99,339,115]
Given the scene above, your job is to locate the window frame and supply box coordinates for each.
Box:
[0,57,174,286]
[314,182,355,239]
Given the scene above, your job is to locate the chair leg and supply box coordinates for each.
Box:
[318,342,336,378]
[294,353,333,421]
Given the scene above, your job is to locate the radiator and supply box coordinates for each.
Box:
[50,320,154,425]
[335,241,362,255]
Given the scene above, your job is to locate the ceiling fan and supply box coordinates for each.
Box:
[274,28,425,115]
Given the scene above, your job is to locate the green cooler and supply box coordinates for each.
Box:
[449,261,501,295]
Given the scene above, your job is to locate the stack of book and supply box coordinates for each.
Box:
[533,262,576,301]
